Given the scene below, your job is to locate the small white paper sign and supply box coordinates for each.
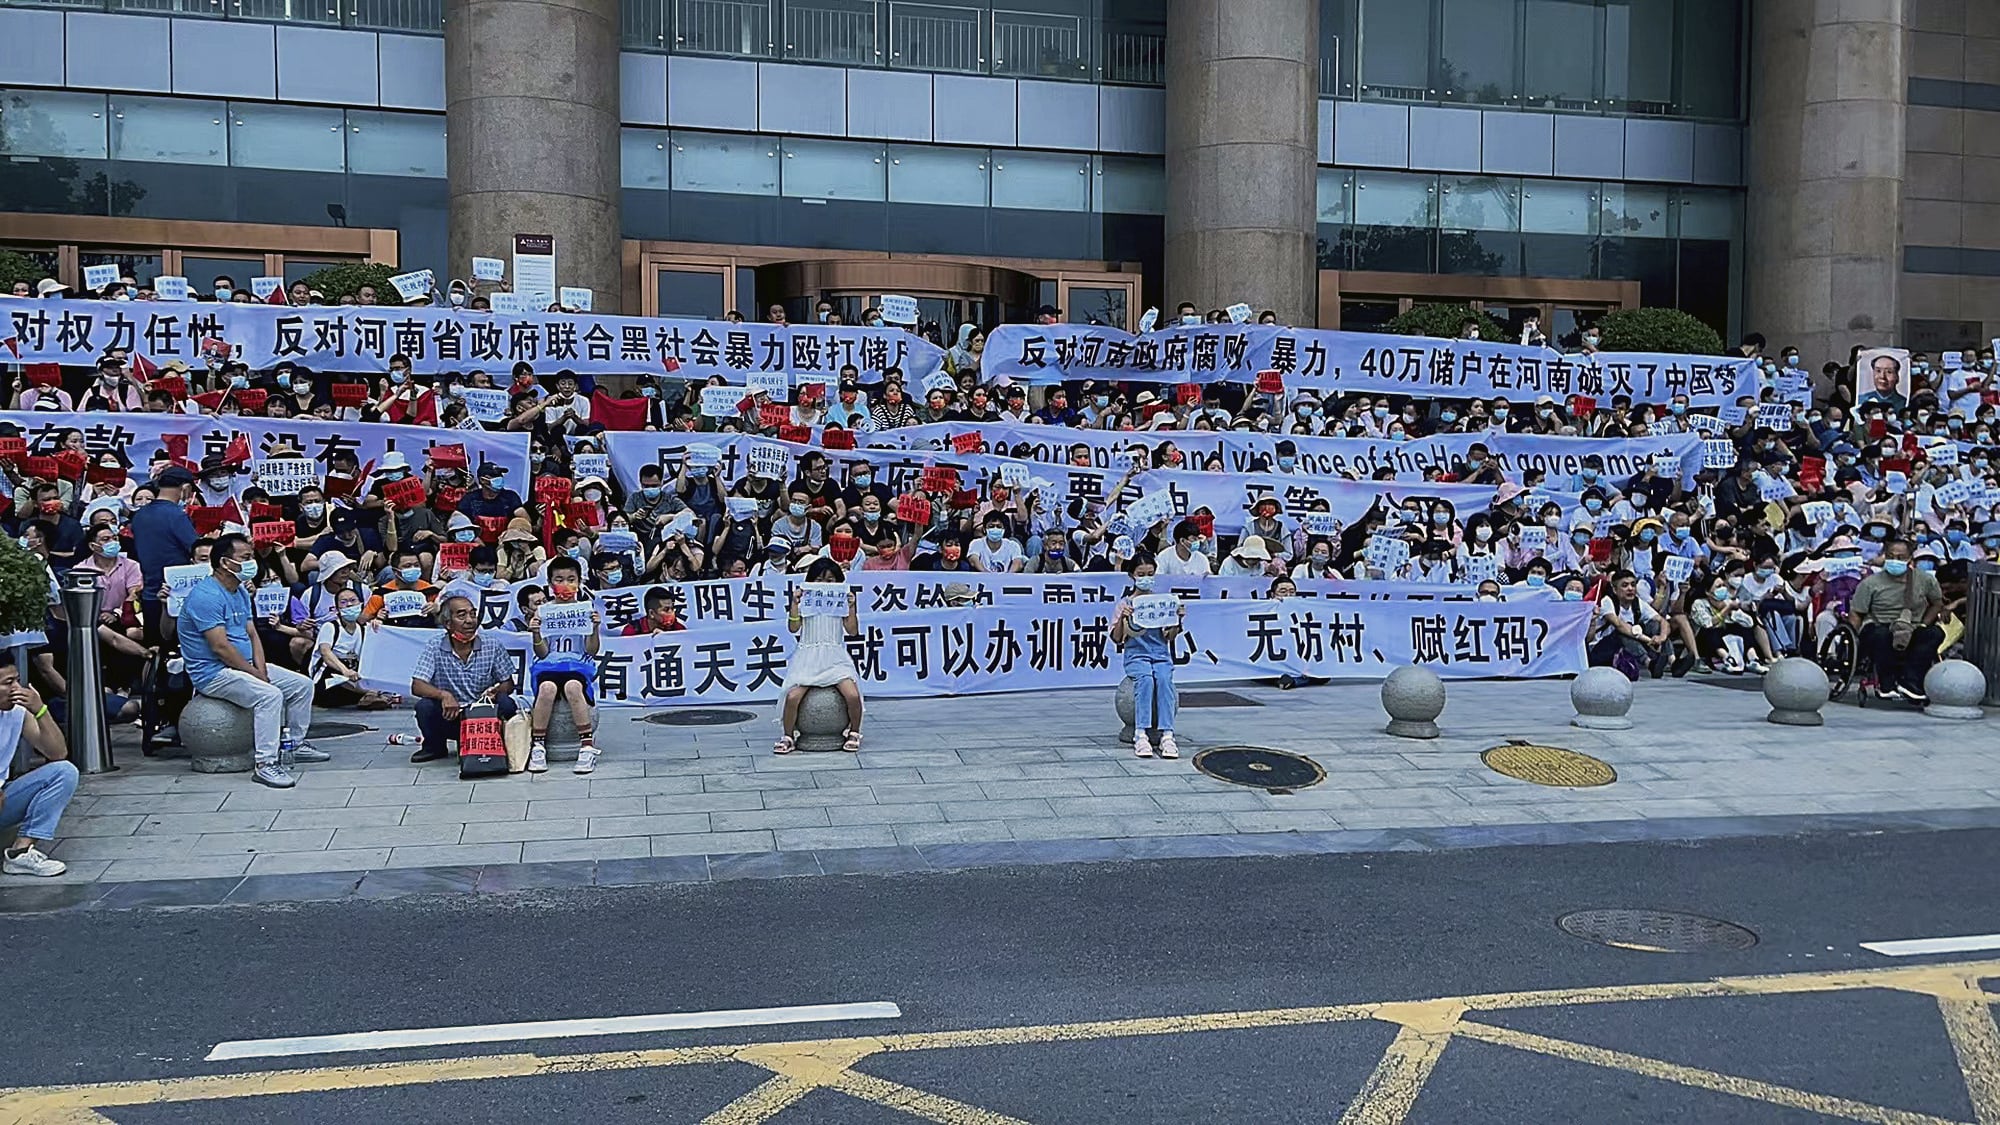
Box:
[1927,442,1960,466]
[1138,308,1159,333]
[1364,535,1410,570]
[798,583,849,618]
[1937,479,1973,508]
[1662,554,1695,584]
[748,370,790,403]
[880,294,919,326]
[489,291,525,314]
[381,589,429,619]
[1718,403,1748,425]
[1592,514,1618,536]
[700,385,745,418]
[1943,351,1964,371]
[1682,413,1724,434]
[163,563,209,616]
[920,370,958,395]
[1518,525,1548,552]
[1886,471,1909,495]
[82,264,119,290]
[1703,439,1738,470]
[1758,475,1794,502]
[461,387,511,423]
[254,584,289,618]
[1226,303,1253,324]
[660,510,697,538]
[1125,490,1177,529]
[472,257,505,282]
[747,443,791,480]
[254,457,317,497]
[1755,402,1793,430]
[686,445,723,469]
[1303,513,1339,537]
[388,270,433,302]
[250,276,284,300]
[537,598,594,637]
[725,497,759,520]
[998,463,1031,490]
[559,286,593,312]
[155,276,189,302]
[1464,554,1498,582]
[571,453,610,482]
[597,528,639,555]
[1802,501,1835,526]
[1131,593,1180,629]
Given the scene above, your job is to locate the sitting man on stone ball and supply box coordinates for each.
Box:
[407,594,518,765]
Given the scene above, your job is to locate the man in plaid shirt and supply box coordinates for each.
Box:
[407,595,519,764]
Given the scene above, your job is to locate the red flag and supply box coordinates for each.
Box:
[192,391,225,412]
[662,354,681,374]
[589,390,648,431]
[222,433,251,466]
[162,434,190,463]
[0,334,16,359]
[264,285,288,306]
[25,364,60,389]
[131,353,158,382]
[234,388,268,414]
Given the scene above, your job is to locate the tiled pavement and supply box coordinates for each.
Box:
[10,673,1997,909]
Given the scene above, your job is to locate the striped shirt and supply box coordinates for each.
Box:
[410,630,514,700]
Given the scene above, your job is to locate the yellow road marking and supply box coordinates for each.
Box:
[5,958,2000,1125]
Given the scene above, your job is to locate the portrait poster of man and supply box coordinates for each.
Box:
[1855,347,1912,411]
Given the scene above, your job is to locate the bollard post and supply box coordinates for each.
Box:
[59,569,114,774]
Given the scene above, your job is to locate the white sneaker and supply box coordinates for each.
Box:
[1157,732,1180,759]
[527,744,548,773]
[573,747,599,775]
[253,764,297,789]
[4,845,66,877]
[1134,731,1154,758]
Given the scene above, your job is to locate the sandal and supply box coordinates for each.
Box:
[772,735,796,755]
[843,730,863,753]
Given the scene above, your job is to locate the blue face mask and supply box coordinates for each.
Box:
[1947,529,1967,544]
[230,375,249,390]
[1277,457,1296,471]
[986,528,1004,545]
[454,529,477,542]
[1669,403,1685,415]
[390,370,408,385]
[1526,574,1547,588]
[1918,560,1937,573]
[1133,574,1155,591]
[1440,411,1457,424]
[1572,532,1592,546]
[234,558,258,583]
[641,386,657,398]
[1674,527,1691,541]
[640,486,661,499]
[339,605,362,622]
[470,571,495,587]
[99,541,121,558]
[276,375,292,391]
[1373,407,1389,419]
[567,547,587,559]
[789,503,808,519]
[1882,558,1909,576]
[1583,498,1603,513]
[1563,590,1584,601]
[603,569,624,585]
[399,566,422,584]
[1639,530,1657,543]
[482,474,505,489]
[1580,469,1599,482]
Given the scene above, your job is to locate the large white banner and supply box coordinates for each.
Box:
[984,322,1759,406]
[0,411,535,482]
[358,596,1592,705]
[1131,469,1500,536]
[1,298,944,384]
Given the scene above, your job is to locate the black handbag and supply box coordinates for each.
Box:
[457,701,508,779]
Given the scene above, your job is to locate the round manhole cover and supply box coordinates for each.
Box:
[1192,746,1324,792]
[1558,909,1759,953]
[644,709,758,727]
[305,721,370,740]
[1483,743,1616,787]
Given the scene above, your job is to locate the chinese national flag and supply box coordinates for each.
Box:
[222,432,252,466]
[131,353,158,382]
[590,390,649,431]
[265,285,289,306]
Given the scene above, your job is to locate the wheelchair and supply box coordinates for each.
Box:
[1812,621,1875,707]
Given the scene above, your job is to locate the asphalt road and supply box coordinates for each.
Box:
[7,827,2000,1123]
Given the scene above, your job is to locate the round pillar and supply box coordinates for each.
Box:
[445,0,623,311]
[1163,0,1319,327]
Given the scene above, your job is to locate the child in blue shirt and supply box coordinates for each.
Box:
[1111,552,1184,759]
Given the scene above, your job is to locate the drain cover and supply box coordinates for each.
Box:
[644,709,758,727]
[1482,742,1616,787]
[305,721,370,740]
[1179,691,1264,709]
[1558,909,1758,953]
[1192,745,1324,792]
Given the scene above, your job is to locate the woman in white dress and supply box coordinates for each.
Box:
[774,557,864,754]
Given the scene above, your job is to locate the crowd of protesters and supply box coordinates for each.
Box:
[0,271,1994,874]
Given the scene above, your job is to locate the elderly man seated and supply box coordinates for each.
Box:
[1848,539,1945,704]
[407,594,519,765]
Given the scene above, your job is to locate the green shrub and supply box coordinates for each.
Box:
[0,540,49,636]
[1383,302,1508,342]
[0,249,45,292]
[297,261,401,302]
[1595,307,1726,357]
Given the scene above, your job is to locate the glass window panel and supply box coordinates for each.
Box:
[1604,0,1674,113]
[656,268,725,318]
[1438,176,1520,231]
[1675,187,1739,240]
[670,130,778,195]
[1317,168,1353,225]
[180,257,263,295]
[990,149,1089,211]
[1524,0,1602,111]
[345,110,445,177]
[1600,183,1669,238]
[1065,287,1128,329]
[1678,0,1741,118]
[79,250,161,288]
[0,89,108,159]
[228,103,344,172]
[888,144,989,207]
[1094,155,1163,214]
[1352,171,1437,227]
[1520,179,1600,234]
[1357,0,1431,98]
[285,259,340,285]
[781,137,884,201]
[109,96,225,165]
[621,128,670,189]
[1438,0,1517,105]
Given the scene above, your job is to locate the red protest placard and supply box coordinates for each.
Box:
[234,388,268,414]
[476,515,509,544]
[249,501,285,524]
[757,402,791,429]
[151,375,187,399]
[565,499,603,529]
[1882,456,1912,476]
[1255,370,1284,394]
[25,364,59,389]
[188,505,230,535]
[380,475,427,510]
[1866,418,1888,439]
[778,424,812,445]
[23,456,57,480]
[951,431,984,455]
[428,444,468,470]
[820,428,855,450]
[533,476,571,506]
[458,716,504,760]
[797,382,825,406]
[895,494,932,525]
[1176,383,1201,406]
[948,488,980,510]
[52,451,85,482]
[1190,513,1214,537]
[920,466,958,493]
[1588,537,1614,563]
[1570,395,1597,418]
[85,463,125,488]
[323,472,358,500]
[1799,456,1826,492]
[0,437,24,465]
[330,382,368,407]
[433,486,466,512]
[436,541,473,575]
[828,531,858,564]
[251,520,294,547]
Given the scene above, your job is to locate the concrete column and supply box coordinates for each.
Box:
[1163,0,1320,326]
[1744,0,1904,363]
[445,0,622,311]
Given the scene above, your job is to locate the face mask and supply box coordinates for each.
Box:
[339,605,362,622]
[98,541,121,558]
[1094,396,1110,408]
[1583,498,1603,512]
[229,375,249,390]
[1918,559,1939,573]
[461,570,493,589]
[1538,407,1554,419]
[1580,469,1600,482]
[393,566,420,584]
[234,558,258,582]
[1869,527,1888,540]
[1181,315,1201,326]
[1389,430,1407,442]
[788,503,808,518]
[862,511,881,523]
[853,472,873,486]
[567,547,588,560]
[1466,330,1480,340]
[1473,526,1492,542]
[1277,456,1296,471]
[1431,512,1448,526]
[1710,586,1730,601]
[1562,590,1584,601]
[1572,532,1592,546]
[1584,335,1600,348]
[1372,407,1389,420]
[985,528,1005,545]
[552,580,579,597]
[1948,529,1967,544]
[603,569,624,585]
[1440,411,1457,424]
[1883,558,1909,576]
[214,288,233,302]
[1310,551,1331,566]
[639,486,662,499]
[942,547,963,562]
[1477,593,1500,603]
[1669,403,1686,415]
[1133,574,1156,591]
[390,370,408,386]
[1639,529,1657,544]
[113,293,131,302]
[584,490,604,504]
[1544,515,1561,528]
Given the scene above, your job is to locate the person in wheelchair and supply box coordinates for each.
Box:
[1847,539,1946,703]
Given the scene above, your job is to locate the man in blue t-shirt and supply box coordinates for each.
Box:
[177,533,324,789]
[130,465,197,645]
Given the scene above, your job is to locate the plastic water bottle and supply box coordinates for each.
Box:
[385,732,420,745]
[278,725,297,769]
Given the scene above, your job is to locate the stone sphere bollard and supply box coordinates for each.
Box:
[1381,666,1445,739]
[1570,666,1635,730]
[1115,677,1136,742]
[1923,660,1988,721]
[1762,657,1830,726]
[180,695,256,774]
[793,686,850,752]
[544,703,598,763]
